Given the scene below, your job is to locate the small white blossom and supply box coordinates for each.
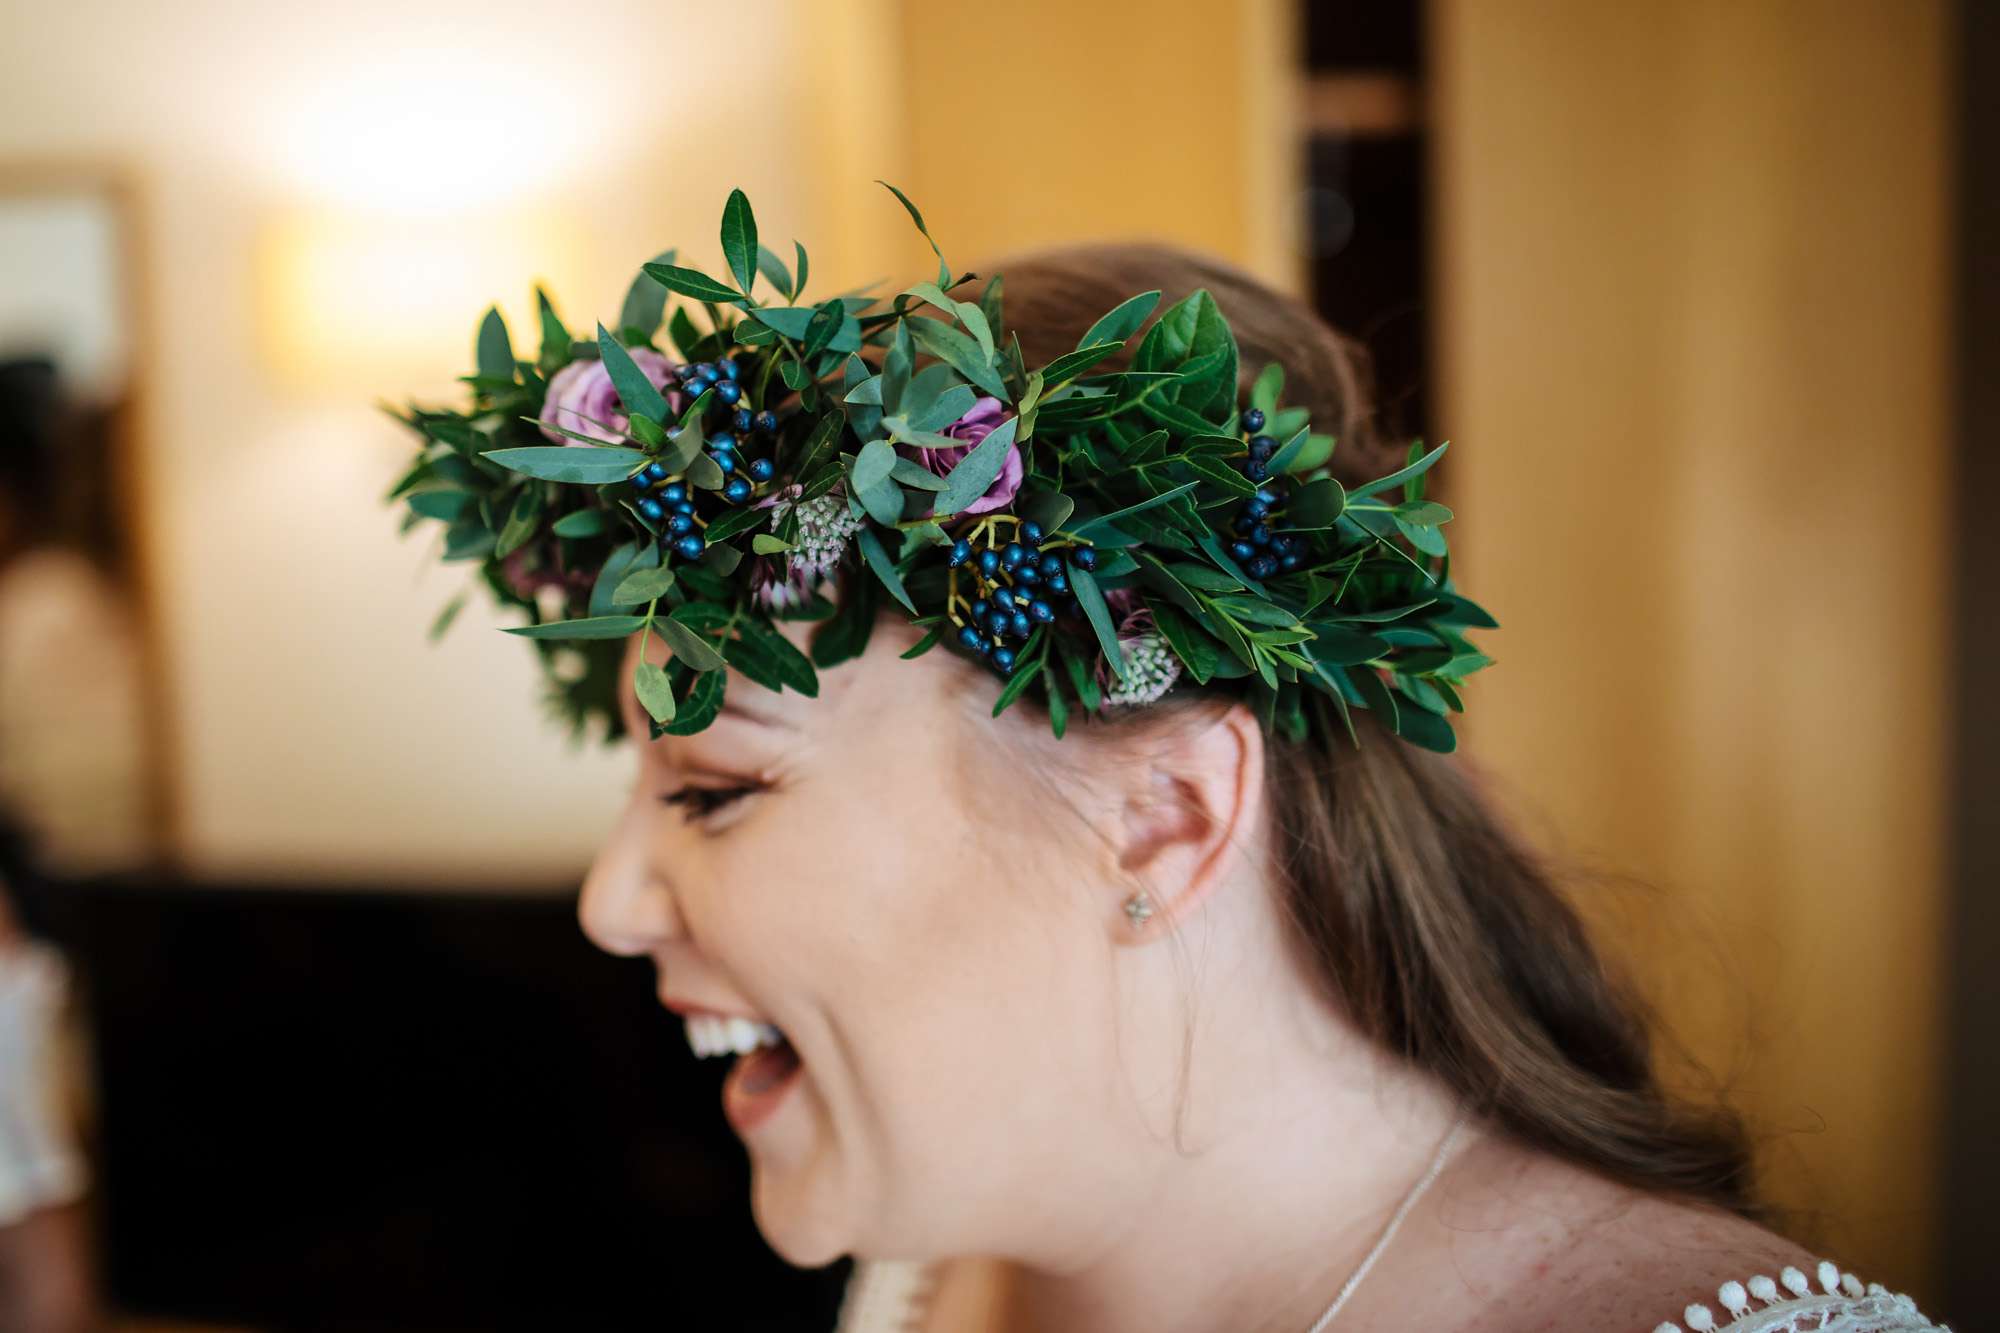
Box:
[1102,633,1182,707]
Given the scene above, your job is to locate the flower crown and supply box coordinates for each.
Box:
[386,184,1495,752]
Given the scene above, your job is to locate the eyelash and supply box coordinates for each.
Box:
[659,784,756,824]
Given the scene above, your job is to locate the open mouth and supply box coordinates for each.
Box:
[684,1014,804,1133]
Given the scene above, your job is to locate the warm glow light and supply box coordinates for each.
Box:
[255,207,589,396]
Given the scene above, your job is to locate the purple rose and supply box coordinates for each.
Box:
[894,394,1023,515]
[538,349,678,445]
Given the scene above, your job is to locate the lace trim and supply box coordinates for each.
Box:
[1651,1261,1949,1333]
[832,1257,939,1333]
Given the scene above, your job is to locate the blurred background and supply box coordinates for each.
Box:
[0,0,1988,1328]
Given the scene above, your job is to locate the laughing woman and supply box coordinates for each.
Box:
[390,190,1948,1333]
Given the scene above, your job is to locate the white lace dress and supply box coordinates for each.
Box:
[830,1256,1951,1332]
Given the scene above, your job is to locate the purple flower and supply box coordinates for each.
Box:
[538,349,679,445]
[894,395,1023,515]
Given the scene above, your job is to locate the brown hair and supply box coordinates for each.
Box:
[929,241,1762,1218]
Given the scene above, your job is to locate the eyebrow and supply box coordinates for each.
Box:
[716,695,800,730]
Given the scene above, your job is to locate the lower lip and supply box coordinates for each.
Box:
[722,1038,804,1135]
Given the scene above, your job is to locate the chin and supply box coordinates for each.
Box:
[748,1154,853,1270]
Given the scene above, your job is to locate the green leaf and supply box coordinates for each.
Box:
[429,592,468,642]
[793,241,810,301]
[1284,433,1336,475]
[882,319,914,416]
[495,487,542,559]
[634,660,676,724]
[483,446,648,484]
[888,457,950,491]
[1078,290,1161,350]
[642,262,743,304]
[1150,601,1222,684]
[1069,480,1199,536]
[934,414,1017,516]
[1347,441,1449,501]
[658,612,728,671]
[803,299,844,359]
[1394,500,1454,526]
[611,565,678,605]
[504,615,648,640]
[751,533,794,555]
[535,288,570,363]
[877,179,951,286]
[1289,476,1347,528]
[720,189,758,296]
[1305,624,1391,664]
[1018,489,1075,534]
[1163,561,1241,592]
[595,323,669,423]
[749,304,863,353]
[620,249,675,337]
[669,306,704,360]
[684,451,726,490]
[661,666,726,735]
[1068,564,1127,681]
[1210,593,1298,628]
[851,438,905,525]
[1181,455,1260,497]
[1250,362,1284,416]
[1393,704,1457,752]
[856,525,917,613]
[737,617,818,695]
[907,384,976,433]
[407,489,471,521]
[756,244,795,300]
[1040,340,1124,387]
[989,631,1048,717]
[908,316,1009,401]
[1266,427,1312,475]
[477,306,514,384]
[703,505,769,544]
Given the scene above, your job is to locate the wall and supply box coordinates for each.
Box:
[1429,0,1951,1291]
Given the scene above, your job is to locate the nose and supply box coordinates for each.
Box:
[578,795,684,957]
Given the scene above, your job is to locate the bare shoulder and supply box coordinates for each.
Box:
[1403,1131,1825,1333]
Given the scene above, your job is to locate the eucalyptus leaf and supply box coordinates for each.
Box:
[634,660,676,724]
[611,565,678,605]
[483,446,648,484]
[856,525,917,613]
[504,615,648,640]
[720,189,758,296]
[642,262,743,304]
[1068,565,1127,681]
[907,316,1008,402]
[1078,290,1161,350]
[595,324,669,423]
[657,613,728,671]
[476,306,514,383]
[934,414,1017,516]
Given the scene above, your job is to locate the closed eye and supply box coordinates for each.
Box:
[659,784,756,824]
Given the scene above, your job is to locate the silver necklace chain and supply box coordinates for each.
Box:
[1301,1115,1469,1333]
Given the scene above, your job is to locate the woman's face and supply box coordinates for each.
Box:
[580,606,1146,1267]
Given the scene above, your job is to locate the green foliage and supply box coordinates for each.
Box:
[387,186,1496,753]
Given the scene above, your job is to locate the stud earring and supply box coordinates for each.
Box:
[1122,890,1155,928]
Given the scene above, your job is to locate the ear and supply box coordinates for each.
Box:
[1111,701,1266,938]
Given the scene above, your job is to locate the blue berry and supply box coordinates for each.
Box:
[637,498,665,522]
[1249,525,1273,547]
[667,513,693,535]
[1245,497,1269,519]
[1241,408,1266,432]
[1230,540,1256,562]
[710,432,736,453]
[1071,545,1098,570]
[1001,542,1026,568]
[1249,434,1276,458]
[1280,553,1302,571]
[969,601,991,625]
[1029,599,1055,622]
[1020,521,1044,546]
[716,381,742,406]
[677,363,701,381]
[717,358,740,380]
[631,474,653,491]
[754,410,778,434]
[958,625,986,652]
[1038,551,1063,575]
[675,533,705,560]
[645,461,669,482]
[733,408,754,433]
[1046,571,1068,595]
[691,376,716,395]
[1245,460,1269,481]
[695,362,717,379]
[748,457,775,482]
[724,477,753,503]
[711,450,735,474]
[1257,486,1282,506]
[948,538,973,567]
[1010,611,1031,637]
[977,548,1001,576]
[993,646,1017,672]
[1014,563,1042,585]
[662,482,687,504]
[990,587,1017,611]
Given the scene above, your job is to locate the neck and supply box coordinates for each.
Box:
[992,917,1470,1333]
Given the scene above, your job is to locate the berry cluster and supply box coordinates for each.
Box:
[625,357,782,561]
[1229,408,1308,580]
[946,521,1100,675]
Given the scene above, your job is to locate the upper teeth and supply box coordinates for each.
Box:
[685,1014,785,1058]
